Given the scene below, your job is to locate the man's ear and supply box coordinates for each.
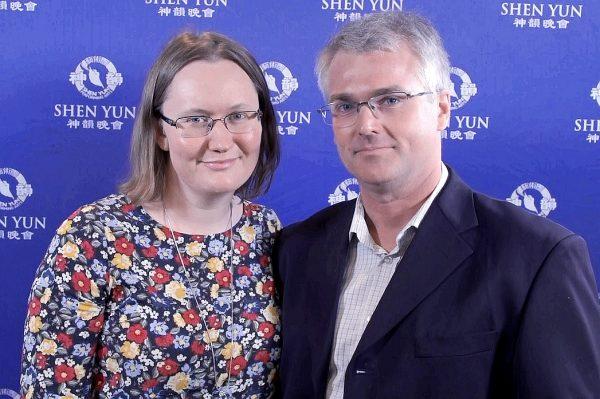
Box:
[436,90,451,131]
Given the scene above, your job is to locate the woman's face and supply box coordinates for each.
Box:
[158,59,262,199]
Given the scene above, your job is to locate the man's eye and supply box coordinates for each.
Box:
[334,102,355,114]
[378,95,403,107]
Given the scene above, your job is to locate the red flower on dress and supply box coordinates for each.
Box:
[57,332,73,349]
[191,235,204,242]
[93,373,105,390]
[261,280,275,296]
[241,311,258,321]
[121,203,135,213]
[234,241,249,255]
[155,333,174,347]
[228,356,247,376]
[81,240,95,260]
[259,255,270,267]
[207,314,222,329]
[88,314,104,333]
[109,373,121,388]
[35,353,47,368]
[54,364,76,383]
[146,285,158,294]
[162,227,181,240]
[96,345,109,358]
[191,340,205,355]
[112,286,125,302]
[182,309,200,326]
[142,245,158,258]
[151,268,170,284]
[237,266,252,276]
[174,254,191,267]
[28,297,41,316]
[254,350,270,363]
[115,237,134,256]
[71,272,91,293]
[258,322,275,339]
[141,378,158,391]
[158,358,179,376]
[54,254,67,271]
[216,270,232,287]
[126,324,148,344]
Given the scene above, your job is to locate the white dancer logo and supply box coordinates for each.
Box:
[449,67,478,110]
[260,61,299,105]
[69,56,123,100]
[506,182,557,217]
[328,178,360,205]
[0,168,33,211]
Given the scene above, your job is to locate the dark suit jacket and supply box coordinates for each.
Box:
[275,168,600,398]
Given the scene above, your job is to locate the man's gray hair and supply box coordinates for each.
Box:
[316,12,451,97]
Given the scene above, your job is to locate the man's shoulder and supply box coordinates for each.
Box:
[471,190,574,244]
[280,200,355,242]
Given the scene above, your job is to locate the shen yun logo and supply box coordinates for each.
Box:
[329,178,360,205]
[69,56,123,100]
[0,168,33,211]
[506,182,557,218]
[449,67,478,110]
[260,61,299,105]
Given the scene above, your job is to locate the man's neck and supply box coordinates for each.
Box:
[360,166,441,252]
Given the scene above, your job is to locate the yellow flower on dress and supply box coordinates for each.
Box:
[173,313,186,328]
[76,300,101,321]
[185,241,202,257]
[24,386,33,399]
[106,357,120,373]
[40,288,51,304]
[28,316,42,333]
[74,365,86,380]
[240,225,256,243]
[104,226,116,242]
[165,281,187,304]
[262,304,280,324]
[221,342,242,360]
[56,219,72,235]
[80,205,95,213]
[206,257,224,273]
[111,253,131,270]
[38,338,58,356]
[119,314,130,329]
[210,283,220,299]
[154,227,166,241]
[166,372,190,393]
[59,242,79,260]
[203,328,219,344]
[90,280,100,298]
[120,341,140,359]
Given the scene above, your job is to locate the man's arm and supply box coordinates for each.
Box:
[513,234,600,397]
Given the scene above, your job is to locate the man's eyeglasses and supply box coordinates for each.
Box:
[157,110,262,138]
[318,91,432,128]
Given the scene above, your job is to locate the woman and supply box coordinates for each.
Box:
[20,32,281,398]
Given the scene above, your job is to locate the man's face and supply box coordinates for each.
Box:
[325,46,450,196]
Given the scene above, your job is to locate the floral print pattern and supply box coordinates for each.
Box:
[20,194,281,398]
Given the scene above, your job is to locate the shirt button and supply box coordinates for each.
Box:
[384,256,393,264]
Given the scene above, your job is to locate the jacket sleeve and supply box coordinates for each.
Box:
[513,234,600,398]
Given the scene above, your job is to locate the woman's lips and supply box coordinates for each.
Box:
[199,157,239,170]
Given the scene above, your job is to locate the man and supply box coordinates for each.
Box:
[275,11,600,398]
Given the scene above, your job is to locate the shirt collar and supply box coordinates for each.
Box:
[349,164,449,248]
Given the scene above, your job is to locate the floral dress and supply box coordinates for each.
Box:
[20,194,282,398]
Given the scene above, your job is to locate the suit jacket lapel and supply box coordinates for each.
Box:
[354,168,478,354]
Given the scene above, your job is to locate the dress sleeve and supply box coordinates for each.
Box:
[20,206,112,398]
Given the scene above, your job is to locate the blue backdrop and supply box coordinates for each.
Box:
[1,1,599,395]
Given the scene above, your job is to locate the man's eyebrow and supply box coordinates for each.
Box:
[328,86,409,102]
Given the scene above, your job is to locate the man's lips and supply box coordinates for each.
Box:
[353,146,393,154]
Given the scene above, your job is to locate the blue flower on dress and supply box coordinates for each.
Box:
[157,247,173,260]
[250,263,262,276]
[123,360,142,378]
[235,275,251,290]
[150,320,168,335]
[173,334,190,349]
[61,297,78,311]
[214,296,231,314]
[208,240,225,256]
[134,234,151,248]
[90,259,106,276]
[37,268,55,288]
[246,362,265,377]
[73,343,91,357]
[226,323,245,340]
[121,272,139,285]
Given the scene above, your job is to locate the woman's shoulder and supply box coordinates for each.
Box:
[242,200,282,232]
